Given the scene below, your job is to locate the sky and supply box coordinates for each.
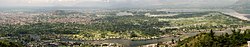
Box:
[0,0,239,8]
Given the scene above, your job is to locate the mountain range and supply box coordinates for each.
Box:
[231,0,250,9]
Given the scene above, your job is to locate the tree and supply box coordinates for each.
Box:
[171,39,175,44]
[224,33,229,37]
[209,29,215,40]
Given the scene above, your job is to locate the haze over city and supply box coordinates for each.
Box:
[0,0,250,47]
[0,0,238,8]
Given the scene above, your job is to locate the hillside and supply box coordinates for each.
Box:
[0,40,23,47]
[177,30,250,47]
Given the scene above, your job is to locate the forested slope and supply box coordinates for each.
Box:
[177,29,250,47]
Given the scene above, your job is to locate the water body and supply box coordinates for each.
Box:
[62,33,198,47]
[83,37,177,47]
[157,9,250,21]
[220,9,250,21]
[62,37,178,47]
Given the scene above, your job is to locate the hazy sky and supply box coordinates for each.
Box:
[0,0,239,8]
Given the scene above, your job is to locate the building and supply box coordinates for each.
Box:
[116,12,133,16]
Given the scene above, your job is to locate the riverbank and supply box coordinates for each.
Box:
[220,9,250,21]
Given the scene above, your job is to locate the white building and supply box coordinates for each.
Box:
[145,13,178,17]
[116,12,133,16]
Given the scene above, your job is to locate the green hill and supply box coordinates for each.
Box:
[0,40,23,47]
[177,29,250,47]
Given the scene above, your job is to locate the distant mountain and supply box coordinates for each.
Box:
[231,0,250,9]
[230,0,250,14]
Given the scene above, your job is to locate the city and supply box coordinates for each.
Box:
[0,0,250,47]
